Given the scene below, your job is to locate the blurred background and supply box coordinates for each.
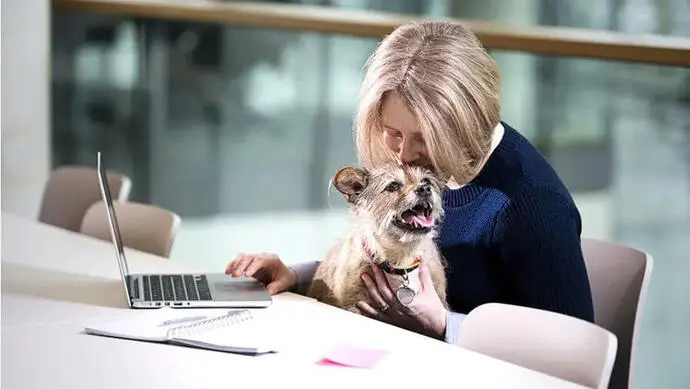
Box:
[3,0,689,387]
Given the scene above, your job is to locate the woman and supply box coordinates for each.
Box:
[225,20,594,344]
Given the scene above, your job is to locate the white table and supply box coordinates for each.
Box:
[1,212,586,389]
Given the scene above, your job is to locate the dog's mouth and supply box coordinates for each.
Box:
[393,202,436,233]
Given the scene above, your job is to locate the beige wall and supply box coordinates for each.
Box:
[1,0,51,219]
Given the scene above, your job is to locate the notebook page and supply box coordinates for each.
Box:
[170,308,281,354]
[84,307,234,342]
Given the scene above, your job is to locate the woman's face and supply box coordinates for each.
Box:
[380,92,432,171]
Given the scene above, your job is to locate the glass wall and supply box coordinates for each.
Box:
[51,2,689,387]
[328,0,690,38]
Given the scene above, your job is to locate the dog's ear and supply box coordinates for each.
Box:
[333,167,369,203]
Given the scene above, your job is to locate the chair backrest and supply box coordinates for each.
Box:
[38,166,132,231]
[459,303,618,389]
[581,238,654,389]
[80,200,181,258]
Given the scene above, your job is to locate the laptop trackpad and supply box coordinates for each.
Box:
[209,275,271,300]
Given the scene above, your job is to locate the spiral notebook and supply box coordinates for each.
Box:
[84,307,277,355]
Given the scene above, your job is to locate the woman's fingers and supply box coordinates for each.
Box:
[361,273,388,309]
[356,301,381,318]
[244,256,268,278]
[224,254,244,274]
[228,254,255,277]
[371,265,396,303]
[417,258,434,293]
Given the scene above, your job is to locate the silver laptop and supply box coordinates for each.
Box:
[96,152,272,309]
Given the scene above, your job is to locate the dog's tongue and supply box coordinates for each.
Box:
[408,214,435,227]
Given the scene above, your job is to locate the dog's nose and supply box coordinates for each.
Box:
[415,183,431,197]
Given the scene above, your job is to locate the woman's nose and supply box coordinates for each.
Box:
[398,140,419,164]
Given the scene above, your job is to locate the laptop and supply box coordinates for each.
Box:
[96,152,273,309]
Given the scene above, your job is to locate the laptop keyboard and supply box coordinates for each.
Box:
[138,275,213,301]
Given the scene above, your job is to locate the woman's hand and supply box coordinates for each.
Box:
[225,253,298,295]
[356,259,447,339]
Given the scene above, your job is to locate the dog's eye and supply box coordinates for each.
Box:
[421,178,431,186]
[385,182,401,192]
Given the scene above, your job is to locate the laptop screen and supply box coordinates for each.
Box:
[96,152,132,303]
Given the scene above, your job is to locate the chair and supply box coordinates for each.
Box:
[80,200,181,258]
[581,238,654,389]
[459,303,618,389]
[38,166,132,231]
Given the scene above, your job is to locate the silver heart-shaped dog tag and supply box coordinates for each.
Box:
[396,286,416,306]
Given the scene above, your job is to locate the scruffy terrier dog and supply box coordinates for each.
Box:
[307,163,448,315]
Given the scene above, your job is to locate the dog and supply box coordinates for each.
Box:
[306,163,448,315]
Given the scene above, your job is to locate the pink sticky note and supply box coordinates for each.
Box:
[316,343,389,368]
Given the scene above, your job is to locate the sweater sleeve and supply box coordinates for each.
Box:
[444,310,466,345]
[496,186,595,322]
[288,261,320,295]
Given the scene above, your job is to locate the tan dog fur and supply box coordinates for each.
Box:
[307,164,448,315]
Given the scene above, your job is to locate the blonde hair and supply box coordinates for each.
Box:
[354,20,501,184]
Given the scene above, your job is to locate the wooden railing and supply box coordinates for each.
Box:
[54,0,690,67]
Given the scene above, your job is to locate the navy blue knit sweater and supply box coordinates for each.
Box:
[439,122,594,342]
